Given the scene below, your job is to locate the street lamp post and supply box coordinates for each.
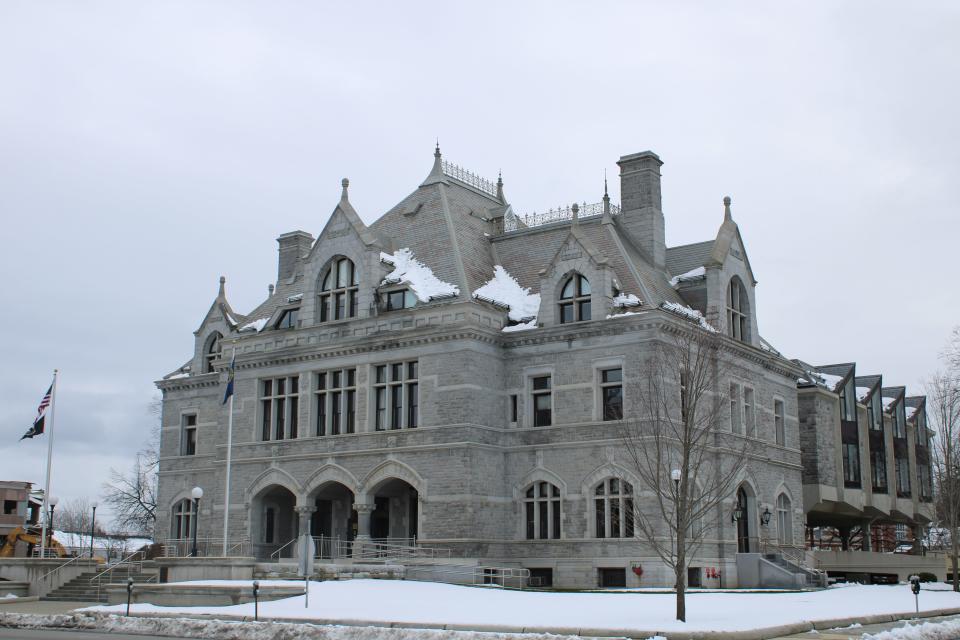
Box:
[190,487,204,557]
[48,496,59,556]
[90,502,98,559]
[671,469,681,588]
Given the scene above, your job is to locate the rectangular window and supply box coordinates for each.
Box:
[871,449,887,492]
[730,383,742,434]
[774,399,785,446]
[276,307,299,329]
[895,402,906,439]
[743,387,755,438]
[871,392,883,431]
[842,443,860,487]
[314,368,355,436]
[181,414,197,456]
[532,375,552,427]
[918,464,931,499]
[510,394,518,423]
[385,289,415,311]
[4,500,18,515]
[896,458,911,497]
[260,377,299,441]
[601,368,623,421]
[373,360,419,430]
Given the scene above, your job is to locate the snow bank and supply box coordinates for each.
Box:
[473,266,541,325]
[660,302,717,332]
[83,579,960,634]
[864,619,960,640]
[381,249,460,302]
[669,266,706,286]
[240,317,270,333]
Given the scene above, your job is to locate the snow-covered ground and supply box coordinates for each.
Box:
[865,618,960,640]
[84,579,960,634]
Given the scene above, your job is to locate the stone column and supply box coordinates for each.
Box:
[294,505,317,560]
[861,519,874,552]
[354,503,374,540]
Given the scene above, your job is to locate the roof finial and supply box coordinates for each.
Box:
[723,195,732,221]
[218,275,226,297]
[341,178,350,202]
[435,140,441,159]
[602,170,611,216]
[571,202,580,226]
[268,283,275,296]
[496,169,505,203]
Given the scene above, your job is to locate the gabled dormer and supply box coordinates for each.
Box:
[190,276,240,376]
[855,374,883,433]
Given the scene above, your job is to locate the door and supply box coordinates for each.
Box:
[736,488,750,553]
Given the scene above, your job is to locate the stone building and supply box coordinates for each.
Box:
[155,147,927,588]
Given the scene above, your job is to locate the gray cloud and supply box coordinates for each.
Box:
[1,1,957,526]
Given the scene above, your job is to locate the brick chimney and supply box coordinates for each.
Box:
[616,151,665,269]
[276,230,314,281]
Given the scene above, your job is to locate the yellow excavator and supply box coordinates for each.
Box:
[0,525,68,558]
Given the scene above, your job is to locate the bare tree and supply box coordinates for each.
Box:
[929,366,960,591]
[54,497,106,536]
[101,398,160,536]
[621,321,750,622]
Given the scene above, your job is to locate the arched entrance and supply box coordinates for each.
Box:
[251,485,297,560]
[735,485,757,553]
[308,481,356,557]
[369,478,419,542]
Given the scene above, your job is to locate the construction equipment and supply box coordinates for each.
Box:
[0,525,68,558]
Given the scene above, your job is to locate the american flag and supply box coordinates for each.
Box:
[21,383,53,440]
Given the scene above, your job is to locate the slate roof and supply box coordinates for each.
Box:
[666,241,714,277]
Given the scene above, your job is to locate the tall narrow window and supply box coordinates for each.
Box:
[509,394,518,423]
[601,368,623,421]
[680,371,688,424]
[871,392,883,431]
[894,401,906,439]
[407,361,419,429]
[743,387,756,438]
[532,375,552,427]
[774,399,785,446]
[730,383,742,434]
[171,499,195,539]
[315,368,356,436]
[843,443,860,486]
[594,478,634,538]
[776,493,793,545]
[319,258,359,322]
[373,361,419,429]
[524,482,561,540]
[872,449,888,492]
[181,414,197,456]
[558,274,591,323]
[259,376,299,441]
[726,278,748,342]
[204,332,223,373]
[896,458,911,497]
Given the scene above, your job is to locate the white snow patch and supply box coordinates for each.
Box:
[225,312,238,327]
[858,386,873,401]
[660,302,717,332]
[380,249,460,302]
[165,371,190,380]
[287,293,304,303]
[669,266,706,286]
[240,317,270,333]
[473,266,541,324]
[864,618,960,640]
[817,372,844,391]
[82,579,960,634]
[606,311,645,319]
[502,319,538,333]
[883,395,899,410]
[613,293,642,308]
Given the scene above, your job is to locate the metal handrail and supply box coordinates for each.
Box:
[269,538,299,560]
[88,549,146,583]
[39,554,84,583]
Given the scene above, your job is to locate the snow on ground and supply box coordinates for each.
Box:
[380,249,459,301]
[865,618,960,640]
[473,266,541,325]
[84,579,960,634]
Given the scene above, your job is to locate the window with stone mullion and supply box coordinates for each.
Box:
[315,369,356,436]
[374,361,418,430]
[559,274,591,324]
[524,482,561,540]
[594,478,634,538]
[260,376,300,441]
[319,258,359,322]
[171,499,195,539]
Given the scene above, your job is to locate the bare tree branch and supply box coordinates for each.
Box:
[100,397,160,536]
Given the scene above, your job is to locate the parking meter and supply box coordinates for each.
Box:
[126,577,134,616]
[252,580,260,621]
[909,574,920,616]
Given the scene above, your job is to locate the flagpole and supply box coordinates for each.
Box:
[40,369,58,558]
[222,349,235,556]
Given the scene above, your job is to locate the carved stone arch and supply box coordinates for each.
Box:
[514,467,567,500]
[245,467,304,505]
[201,330,224,373]
[168,487,199,511]
[771,480,795,506]
[358,459,426,504]
[303,464,360,499]
[580,462,642,498]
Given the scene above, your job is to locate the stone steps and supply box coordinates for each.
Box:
[43,570,158,603]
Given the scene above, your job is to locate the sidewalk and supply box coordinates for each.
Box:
[0,600,92,615]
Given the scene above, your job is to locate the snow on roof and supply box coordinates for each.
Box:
[606,311,645,319]
[165,371,190,380]
[380,248,460,302]
[660,301,717,332]
[613,293,642,308]
[882,395,898,410]
[669,266,706,287]
[857,386,873,402]
[473,265,541,323]
[286,293,303,303]
[224,311,238,327]
[818,372,845,391]
[240,317,270,333]
[502,319,538,333]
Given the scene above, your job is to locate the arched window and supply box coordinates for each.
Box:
[726,278,748,341]
[776,493,793,545]
[171,498,195,539]
[319,258,359,322]
[204,332,223,373]
[524,482,561,540]
[559,273,591,323]
[595,478,634,538]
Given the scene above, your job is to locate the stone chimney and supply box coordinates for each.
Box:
[276,230,314,281]
[616,151,665,269]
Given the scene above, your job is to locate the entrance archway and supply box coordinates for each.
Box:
[251,485,297,560]
[308,481,356,557]
[369,478,419,542]
[735,484,757,553]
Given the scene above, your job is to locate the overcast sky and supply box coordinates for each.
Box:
[1,2,957,529]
